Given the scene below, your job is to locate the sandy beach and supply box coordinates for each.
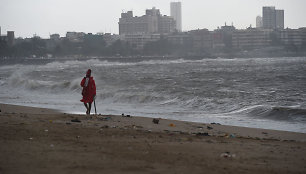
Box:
[0,103,306,174]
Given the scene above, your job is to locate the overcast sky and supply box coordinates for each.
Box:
[1,0,305,38]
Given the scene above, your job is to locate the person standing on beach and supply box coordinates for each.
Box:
[80,69,96,115]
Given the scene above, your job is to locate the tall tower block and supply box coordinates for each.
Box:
[262,6,284,29]
[276,9,284,29]
[263,6,276,29]
[170,2,182,32]
[256,16,263,28]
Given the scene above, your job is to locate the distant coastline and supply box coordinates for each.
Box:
[1,47,306,60]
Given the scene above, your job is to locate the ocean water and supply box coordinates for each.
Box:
[1,57,306,133]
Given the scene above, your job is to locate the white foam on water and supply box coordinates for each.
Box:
[1,57,306,133]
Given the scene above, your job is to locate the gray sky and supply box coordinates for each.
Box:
[1,0,306,38]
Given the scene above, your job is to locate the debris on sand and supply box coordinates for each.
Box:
[207,126,213,130]
[71,118,81,123]
[99,117,111,121]
[220,152,236,158]
[169,123,176,127]
[152,118,159,124]
[122,113,131,117]
[196,132,210,136]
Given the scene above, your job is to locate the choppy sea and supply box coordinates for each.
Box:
[1,57,306,133]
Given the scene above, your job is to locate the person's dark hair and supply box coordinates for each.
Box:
[86,69,91,77]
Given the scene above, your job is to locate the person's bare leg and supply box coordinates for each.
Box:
[83,103,89,115]
[88,102,92,115]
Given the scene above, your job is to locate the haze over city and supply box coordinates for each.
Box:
[1,0,306,38]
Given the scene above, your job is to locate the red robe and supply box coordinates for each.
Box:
[80,77,96,103]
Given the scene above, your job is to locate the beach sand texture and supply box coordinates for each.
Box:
[0,103,306,174]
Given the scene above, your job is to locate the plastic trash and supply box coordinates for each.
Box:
[220,152,236,158]
[122,113,131,117]
[230,134,235,138]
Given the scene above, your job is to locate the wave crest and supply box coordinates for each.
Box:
[7,70,82,93]
[230,105,306,122]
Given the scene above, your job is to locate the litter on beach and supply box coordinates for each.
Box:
[169,123,176,127]
[152,118,159,124]
[220,152,236,158]
[71,118,81,123]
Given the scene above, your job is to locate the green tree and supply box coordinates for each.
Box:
[143,37,173,55]
[82,34,106,56]
[0,39,9,57]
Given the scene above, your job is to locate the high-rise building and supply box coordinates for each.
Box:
[263,6,276,29]
[276,10,284,29]
[262,6,284,30]
[256,16,263,28]
[170,2,182,32]
[118,7,175,35]
[7,31,15,46]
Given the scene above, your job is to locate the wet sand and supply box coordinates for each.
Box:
[0,103,306,174]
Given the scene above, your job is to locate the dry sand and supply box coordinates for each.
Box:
[0,103,306,174]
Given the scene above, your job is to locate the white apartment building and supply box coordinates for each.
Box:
[170,2,182,32]
[232,29,272,49]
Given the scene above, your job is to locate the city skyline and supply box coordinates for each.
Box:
[1,0,306,38]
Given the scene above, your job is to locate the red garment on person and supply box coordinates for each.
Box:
[80,77,96,103]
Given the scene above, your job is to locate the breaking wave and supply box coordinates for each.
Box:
[228,105,306,122]
[1,57,306,133]
[41,58,210,68]
[7,70,81,93]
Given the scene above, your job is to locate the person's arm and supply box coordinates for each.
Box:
[80,77,85,87]
[92,79,96,96]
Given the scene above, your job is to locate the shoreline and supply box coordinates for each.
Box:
[1,103,306,173]
[1,103,305,142]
